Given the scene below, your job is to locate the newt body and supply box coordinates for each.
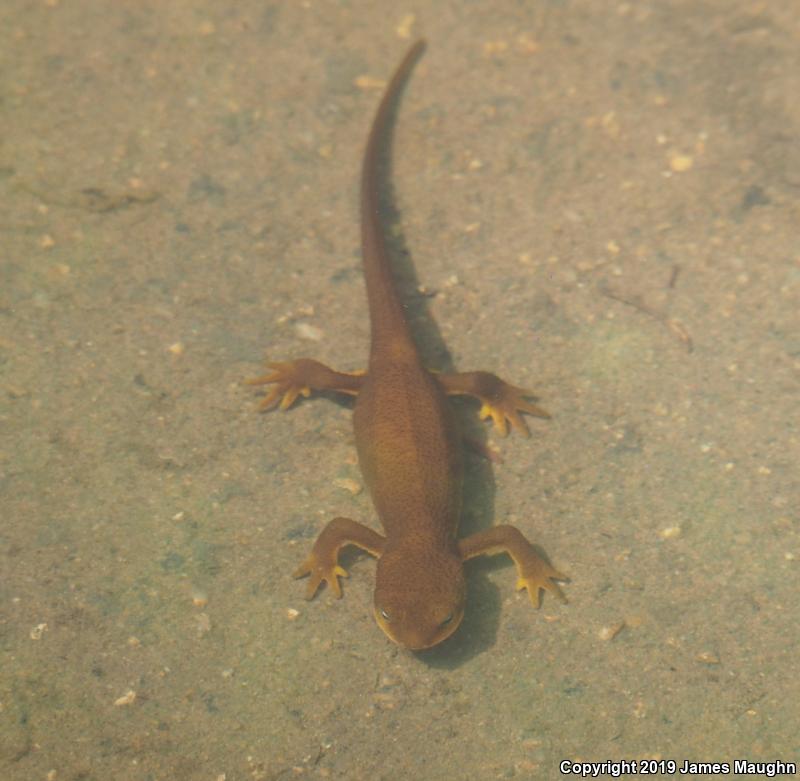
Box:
[252,41,565,649]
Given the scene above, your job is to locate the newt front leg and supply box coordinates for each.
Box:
[293,517,386,599]
[458,525,567,607]
[437,371,549,437]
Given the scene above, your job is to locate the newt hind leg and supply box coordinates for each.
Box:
[437,370,549,437]
[247,358,365,410]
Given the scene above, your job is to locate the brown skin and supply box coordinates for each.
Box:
[250,40,566,650]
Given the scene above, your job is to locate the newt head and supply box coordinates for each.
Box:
[373,543,466,650]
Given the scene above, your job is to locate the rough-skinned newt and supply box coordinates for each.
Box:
[250,40,566,650]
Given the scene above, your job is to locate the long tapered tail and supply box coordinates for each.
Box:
[359,40,427,356]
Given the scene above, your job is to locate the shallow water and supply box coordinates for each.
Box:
[1,1,798,778]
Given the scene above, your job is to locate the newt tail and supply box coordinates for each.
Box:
[360,39,425,354]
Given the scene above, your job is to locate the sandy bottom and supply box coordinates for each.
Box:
[1,1,798,779]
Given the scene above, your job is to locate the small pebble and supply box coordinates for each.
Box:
[191,588,208,608]
[355,75,385,91]
[30,623,48,640]
[294,322,323,341]
[114,690,137,706]
[334,478,362,495]
[598,620,626,641]
[669,153,693,172]
[396,14,415,38]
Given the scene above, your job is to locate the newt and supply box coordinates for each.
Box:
[250,40,566,650]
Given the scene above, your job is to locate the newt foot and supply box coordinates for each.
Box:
[293,555,349,600]
[515,557,568,608]
[478,382,550,437]
[247,360,314,411]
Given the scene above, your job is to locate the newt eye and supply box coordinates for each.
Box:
[380,608,391,621]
